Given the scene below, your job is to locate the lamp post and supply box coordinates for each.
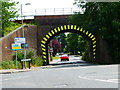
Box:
[20,3,31,69]
[21,3,31,37]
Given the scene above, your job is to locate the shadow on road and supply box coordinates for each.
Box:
[47,60,99,69]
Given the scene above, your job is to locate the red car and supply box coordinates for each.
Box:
[60,54,69,61]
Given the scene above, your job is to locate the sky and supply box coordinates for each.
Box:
[14,0,76,8]
[13,0,80,18]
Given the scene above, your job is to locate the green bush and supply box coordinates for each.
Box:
[82,51,96,63]
[0,60,16,69]
[4,22,21,36]
[13,50,24,61]
[13,48,37,61]
[0,60,24,69]
[31,56,46,66]
[82,51,89,62]
[0,49,46,69]
[26,49,37,58]
[12,48,46,67]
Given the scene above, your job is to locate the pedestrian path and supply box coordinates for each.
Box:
[0,65,55,74]
[0,68,33,74]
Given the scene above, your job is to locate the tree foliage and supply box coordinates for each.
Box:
[54,33,67,52]
[64,33,79,54]
[51,39,61,50]
[64,33,88,55]
[69,1,120,62]
[49,39,61,56]
[1,1,19,36]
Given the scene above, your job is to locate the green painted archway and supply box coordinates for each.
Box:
[41,25,97,64]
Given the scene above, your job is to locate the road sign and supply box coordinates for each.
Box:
[21,59,31,62]
[50,48,53,52]
[21,43,28,48]
[12,43,22,50]
[14,37,26,44]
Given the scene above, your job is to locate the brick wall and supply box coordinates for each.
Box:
[34,15,70,25]
[96,36,112,63]
[0,25,37,61]
[37,25,52,56]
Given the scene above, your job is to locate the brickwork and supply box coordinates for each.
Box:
[0,25,37,61]
[96,36,112,63]
[34,15,70,25]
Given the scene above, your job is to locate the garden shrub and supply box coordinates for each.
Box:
[0,60,24,69]
[12,48,46,68]
[13,48,36,61]
[82,51,89,62]
[0,60,16,69]
[0,49,46,69]
[31,56,45,66]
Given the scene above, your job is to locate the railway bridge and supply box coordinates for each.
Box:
[0,15,112,64]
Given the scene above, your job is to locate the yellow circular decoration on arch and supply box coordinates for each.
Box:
[41,25,97,62]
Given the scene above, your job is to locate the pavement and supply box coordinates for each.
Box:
[0,59,57,74]
[0,55,83,74]
[0,67,38,74]
[0,65,55,74]
[0,61,79,74]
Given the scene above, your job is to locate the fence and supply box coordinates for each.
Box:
[15,8,81,20]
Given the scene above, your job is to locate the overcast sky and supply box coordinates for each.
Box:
[13,0,80,19]
[13,0,119,15]
[14,0,76,8]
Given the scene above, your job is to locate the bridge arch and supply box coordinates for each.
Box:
[41,25,97,64]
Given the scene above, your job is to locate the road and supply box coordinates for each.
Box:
[1,56,118,88]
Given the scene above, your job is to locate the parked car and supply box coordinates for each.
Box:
[60,54,69,61]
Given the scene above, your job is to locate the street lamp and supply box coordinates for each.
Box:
[20,3,31,69]
[21,3,31,37]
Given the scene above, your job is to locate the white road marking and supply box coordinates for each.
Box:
[78,76,91,80]
[78,75,118,83]
[95,79,118,83]
[54,84,68,88]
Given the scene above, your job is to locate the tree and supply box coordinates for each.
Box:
[70,1,120,63]
[64,33,79,55]
[50,39,61,56]
[64,33,88,55]
[54,33,67,52]
[1,1,19,36]
[77,35,88,53]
